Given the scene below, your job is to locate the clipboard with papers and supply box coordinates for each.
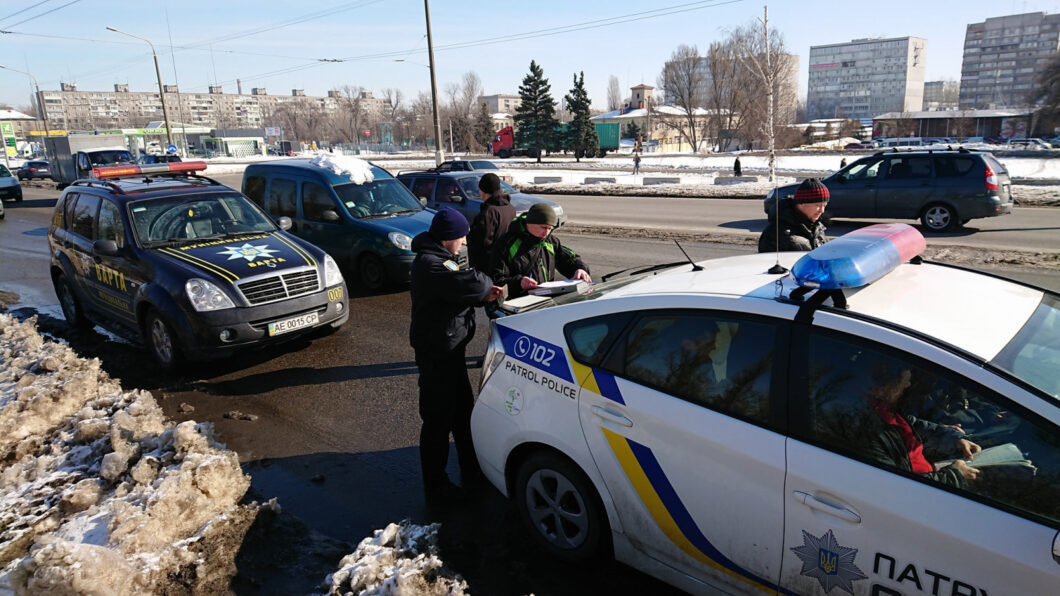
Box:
[530,280,588,296]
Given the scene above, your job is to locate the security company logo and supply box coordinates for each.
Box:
[505,387,523,415]
[790,529,867,595]
[218,243,279,262]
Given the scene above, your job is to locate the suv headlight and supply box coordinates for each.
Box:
[388,231,412,251]
[324,254,344,287]
[186,278,235,311]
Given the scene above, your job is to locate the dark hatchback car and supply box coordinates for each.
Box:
[18,160,50,181]
[765,149,1013,232]
[47,161,349,369]
[395,170,567,226]
[139,154,183,165]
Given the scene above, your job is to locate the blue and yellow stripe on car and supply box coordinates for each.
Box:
[568,359,625,404]
[601,430,792,595]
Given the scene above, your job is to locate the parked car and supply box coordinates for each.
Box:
[395,170,567,226]
[243,157,435,290]
[764,149,1012,232]
[1007,138,1053,150]
[0,164,22,202]
[47,160,348,369]
[471,223,1060,595]
[433,159,513,183]
[843,142,866,150]
[17,159,50,181]
[138,154,183,164]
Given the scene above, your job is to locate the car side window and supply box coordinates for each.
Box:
[52,194,68,228]
[616,311,775,422]
[564,312,635,368]
[805,330,1060,525]
[70,194,101,239]
[411,178,434,200]
[244,175,266,208]
[267,178,297,218]
[97,200,125,248]
[63,193,80,230]
[885,156,932,179]
[845,158,882,180]
[302,181,337,222]
[435,178,462,202]
[934,156,976,178]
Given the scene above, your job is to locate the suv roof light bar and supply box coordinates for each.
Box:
[791,223,926,291]
[92,161,208,179]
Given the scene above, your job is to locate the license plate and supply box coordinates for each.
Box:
[268,312,319,336]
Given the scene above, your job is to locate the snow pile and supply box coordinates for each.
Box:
[0,313,257,595]
[321,521,467,596]
[309,154,376,185]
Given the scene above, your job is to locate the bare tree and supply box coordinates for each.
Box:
[267,99,328,144]
[704,39,755,152]
[655,44,708,152]
[607,75,622,111]
[330,85,368,145]
[380,88,404,122]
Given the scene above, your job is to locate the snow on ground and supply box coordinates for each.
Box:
[0,313,460,595]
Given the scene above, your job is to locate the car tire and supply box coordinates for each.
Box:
[15,190,22,202]
[920,203,957,232]
[499,149,511,159]
[145,309,182,370]
[515,451,609,562]
[54,273,91,329]
[358,253,387,291]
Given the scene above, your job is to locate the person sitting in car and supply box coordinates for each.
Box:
[758,178,829,253]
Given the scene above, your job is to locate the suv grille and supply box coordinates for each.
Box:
[237,268,320,305]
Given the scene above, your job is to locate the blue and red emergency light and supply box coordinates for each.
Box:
[791,223,926,290]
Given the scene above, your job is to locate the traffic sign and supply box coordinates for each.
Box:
[167,144,178,154]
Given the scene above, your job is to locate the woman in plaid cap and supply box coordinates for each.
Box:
[758,177,830,252]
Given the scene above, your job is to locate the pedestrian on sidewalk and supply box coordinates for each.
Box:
[734,156,743,177]
[633,152,641,175]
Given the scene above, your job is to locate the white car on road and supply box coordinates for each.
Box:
[471,224,1060,595]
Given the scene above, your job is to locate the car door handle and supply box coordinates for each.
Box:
[591,405,633,427]
[793,491,862,524]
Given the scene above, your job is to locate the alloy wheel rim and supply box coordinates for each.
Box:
[151,319,172,363]
[526,469,589,549]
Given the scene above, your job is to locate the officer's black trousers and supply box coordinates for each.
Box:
[415,347,480,487]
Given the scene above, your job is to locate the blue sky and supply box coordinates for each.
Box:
[2,0,1058,111]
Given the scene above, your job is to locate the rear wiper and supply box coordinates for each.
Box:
[601,261,687,282]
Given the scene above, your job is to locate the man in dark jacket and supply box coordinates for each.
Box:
[410,207,503,501]
[758,177,830,253]
[489,203,590,298]
[467,173,516,270]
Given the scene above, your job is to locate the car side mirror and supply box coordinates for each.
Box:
[321,209,340,222]
[836,174,847,183]
[276,216,293,231]
[93,239,120,256]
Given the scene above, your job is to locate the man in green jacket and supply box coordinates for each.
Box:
[489,203,591,298]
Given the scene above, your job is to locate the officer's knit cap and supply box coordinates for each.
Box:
[429,207,470,240]
[793,178,830,204]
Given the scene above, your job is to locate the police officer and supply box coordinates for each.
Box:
[490,203,590,299]
[410,207,503,501]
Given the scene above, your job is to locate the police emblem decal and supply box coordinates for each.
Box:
[218,243,279,262]
[790,529,867,595]
[505,387,523,415]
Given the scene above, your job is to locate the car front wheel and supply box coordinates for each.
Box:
[921,203,957,232]
[145,309,182,369]
[358,253,387,291]
[515,451,608,562]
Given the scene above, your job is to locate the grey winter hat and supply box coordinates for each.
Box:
[525,203,558,227]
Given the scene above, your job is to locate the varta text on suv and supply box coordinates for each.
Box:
[47,161,349,369]
[765,149,1013,232]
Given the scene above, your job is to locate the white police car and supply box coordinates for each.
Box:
[471,224,1060,595]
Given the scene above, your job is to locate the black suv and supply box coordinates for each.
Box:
[47,161,349,368]
[18,160,50,181]
[395,170,566,226]
[765,149,1013,232]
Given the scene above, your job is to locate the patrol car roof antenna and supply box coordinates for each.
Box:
[672,240,703,271]
[767,178,788,275]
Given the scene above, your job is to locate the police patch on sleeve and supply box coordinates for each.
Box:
[443,260,460,271]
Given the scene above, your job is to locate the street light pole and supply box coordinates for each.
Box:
[106,26,174,148]
[423,0,445,165]
[0,64,51,158]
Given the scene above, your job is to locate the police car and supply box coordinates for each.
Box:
[48,161,349,369]
[471,224,1060,595]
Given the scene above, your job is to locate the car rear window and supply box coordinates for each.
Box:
[982,154,1008,175]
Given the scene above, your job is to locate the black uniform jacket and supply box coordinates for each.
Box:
[409,232,493,353]
[758,198,828,253]
[489,214,588,298]
[467,191,516,270]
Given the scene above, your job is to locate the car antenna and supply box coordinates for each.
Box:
[767,177,788,274]
[673,239,703,271]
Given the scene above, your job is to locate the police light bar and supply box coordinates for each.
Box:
[791,223,926,290]
[92,161,208,179]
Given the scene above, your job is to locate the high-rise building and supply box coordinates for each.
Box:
[923,80,960,110]
[479,94,522,115]
[807,37,926,121]
[958,12,1060,109]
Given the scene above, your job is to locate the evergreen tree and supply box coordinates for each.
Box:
[622,121,642,141]
[514,60,558,162]
[472,101,495,150]
[564,72,599,161]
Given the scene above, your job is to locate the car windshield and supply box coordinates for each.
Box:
[469,161,498,170]
[90,151,135,166]
[0,165,10,177]
[991,294,1060,399]
[130,191,277,246]
[457,176,517,197]
[333,178,423,218]
[841,158,883,180]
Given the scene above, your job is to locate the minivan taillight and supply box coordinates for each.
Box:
[985,164,998,191]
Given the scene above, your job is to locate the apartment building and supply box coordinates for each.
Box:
[479,94,522,115]
[807,36,927,121]
[923,80,960,110]
[38,83,390,132]
[958,12,1060,109]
